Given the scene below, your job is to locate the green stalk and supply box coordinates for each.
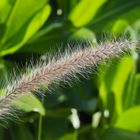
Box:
[38,114,43,140]
[37,97,44,140]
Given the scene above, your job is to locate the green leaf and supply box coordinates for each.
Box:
[58,132,77,140]
[70,27,96,41]
[18,22,71,53]
[112,20,129,34]
[99,56,134,116]
[115,106,140,132]
[101,128,140,140]
[13,94,45,116]
[133,74,140,105]
[0,0,14,23]
[0,4,51,56]
[46,109,71,118]
[69,0,107,27]
[88,0,140,31]
[2,0,47,42]
[122,54,137,110]
[0,59,8,88]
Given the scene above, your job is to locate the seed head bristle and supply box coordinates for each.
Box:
[0,39,137,118]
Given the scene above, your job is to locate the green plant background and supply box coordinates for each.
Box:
[0,0,140,140]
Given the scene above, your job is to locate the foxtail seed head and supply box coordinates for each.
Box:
[0,39,137,118]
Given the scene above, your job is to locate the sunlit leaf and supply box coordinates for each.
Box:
[99,56,134,116]
[89,0,140,31]
[13,94,45,116]
[69,0,107,27]
[0,4,51,56]
[70,27,96,42]
[112,20,128,34]
[115,106,140,132]
[2,0,47,42]
[0,0,14,23]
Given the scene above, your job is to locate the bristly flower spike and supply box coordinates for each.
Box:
[0,39,137,118]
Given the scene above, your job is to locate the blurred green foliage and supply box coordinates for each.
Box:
[0,0,140,140]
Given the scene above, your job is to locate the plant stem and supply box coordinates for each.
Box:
[38,115,43,140]
[37,97,44,140]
